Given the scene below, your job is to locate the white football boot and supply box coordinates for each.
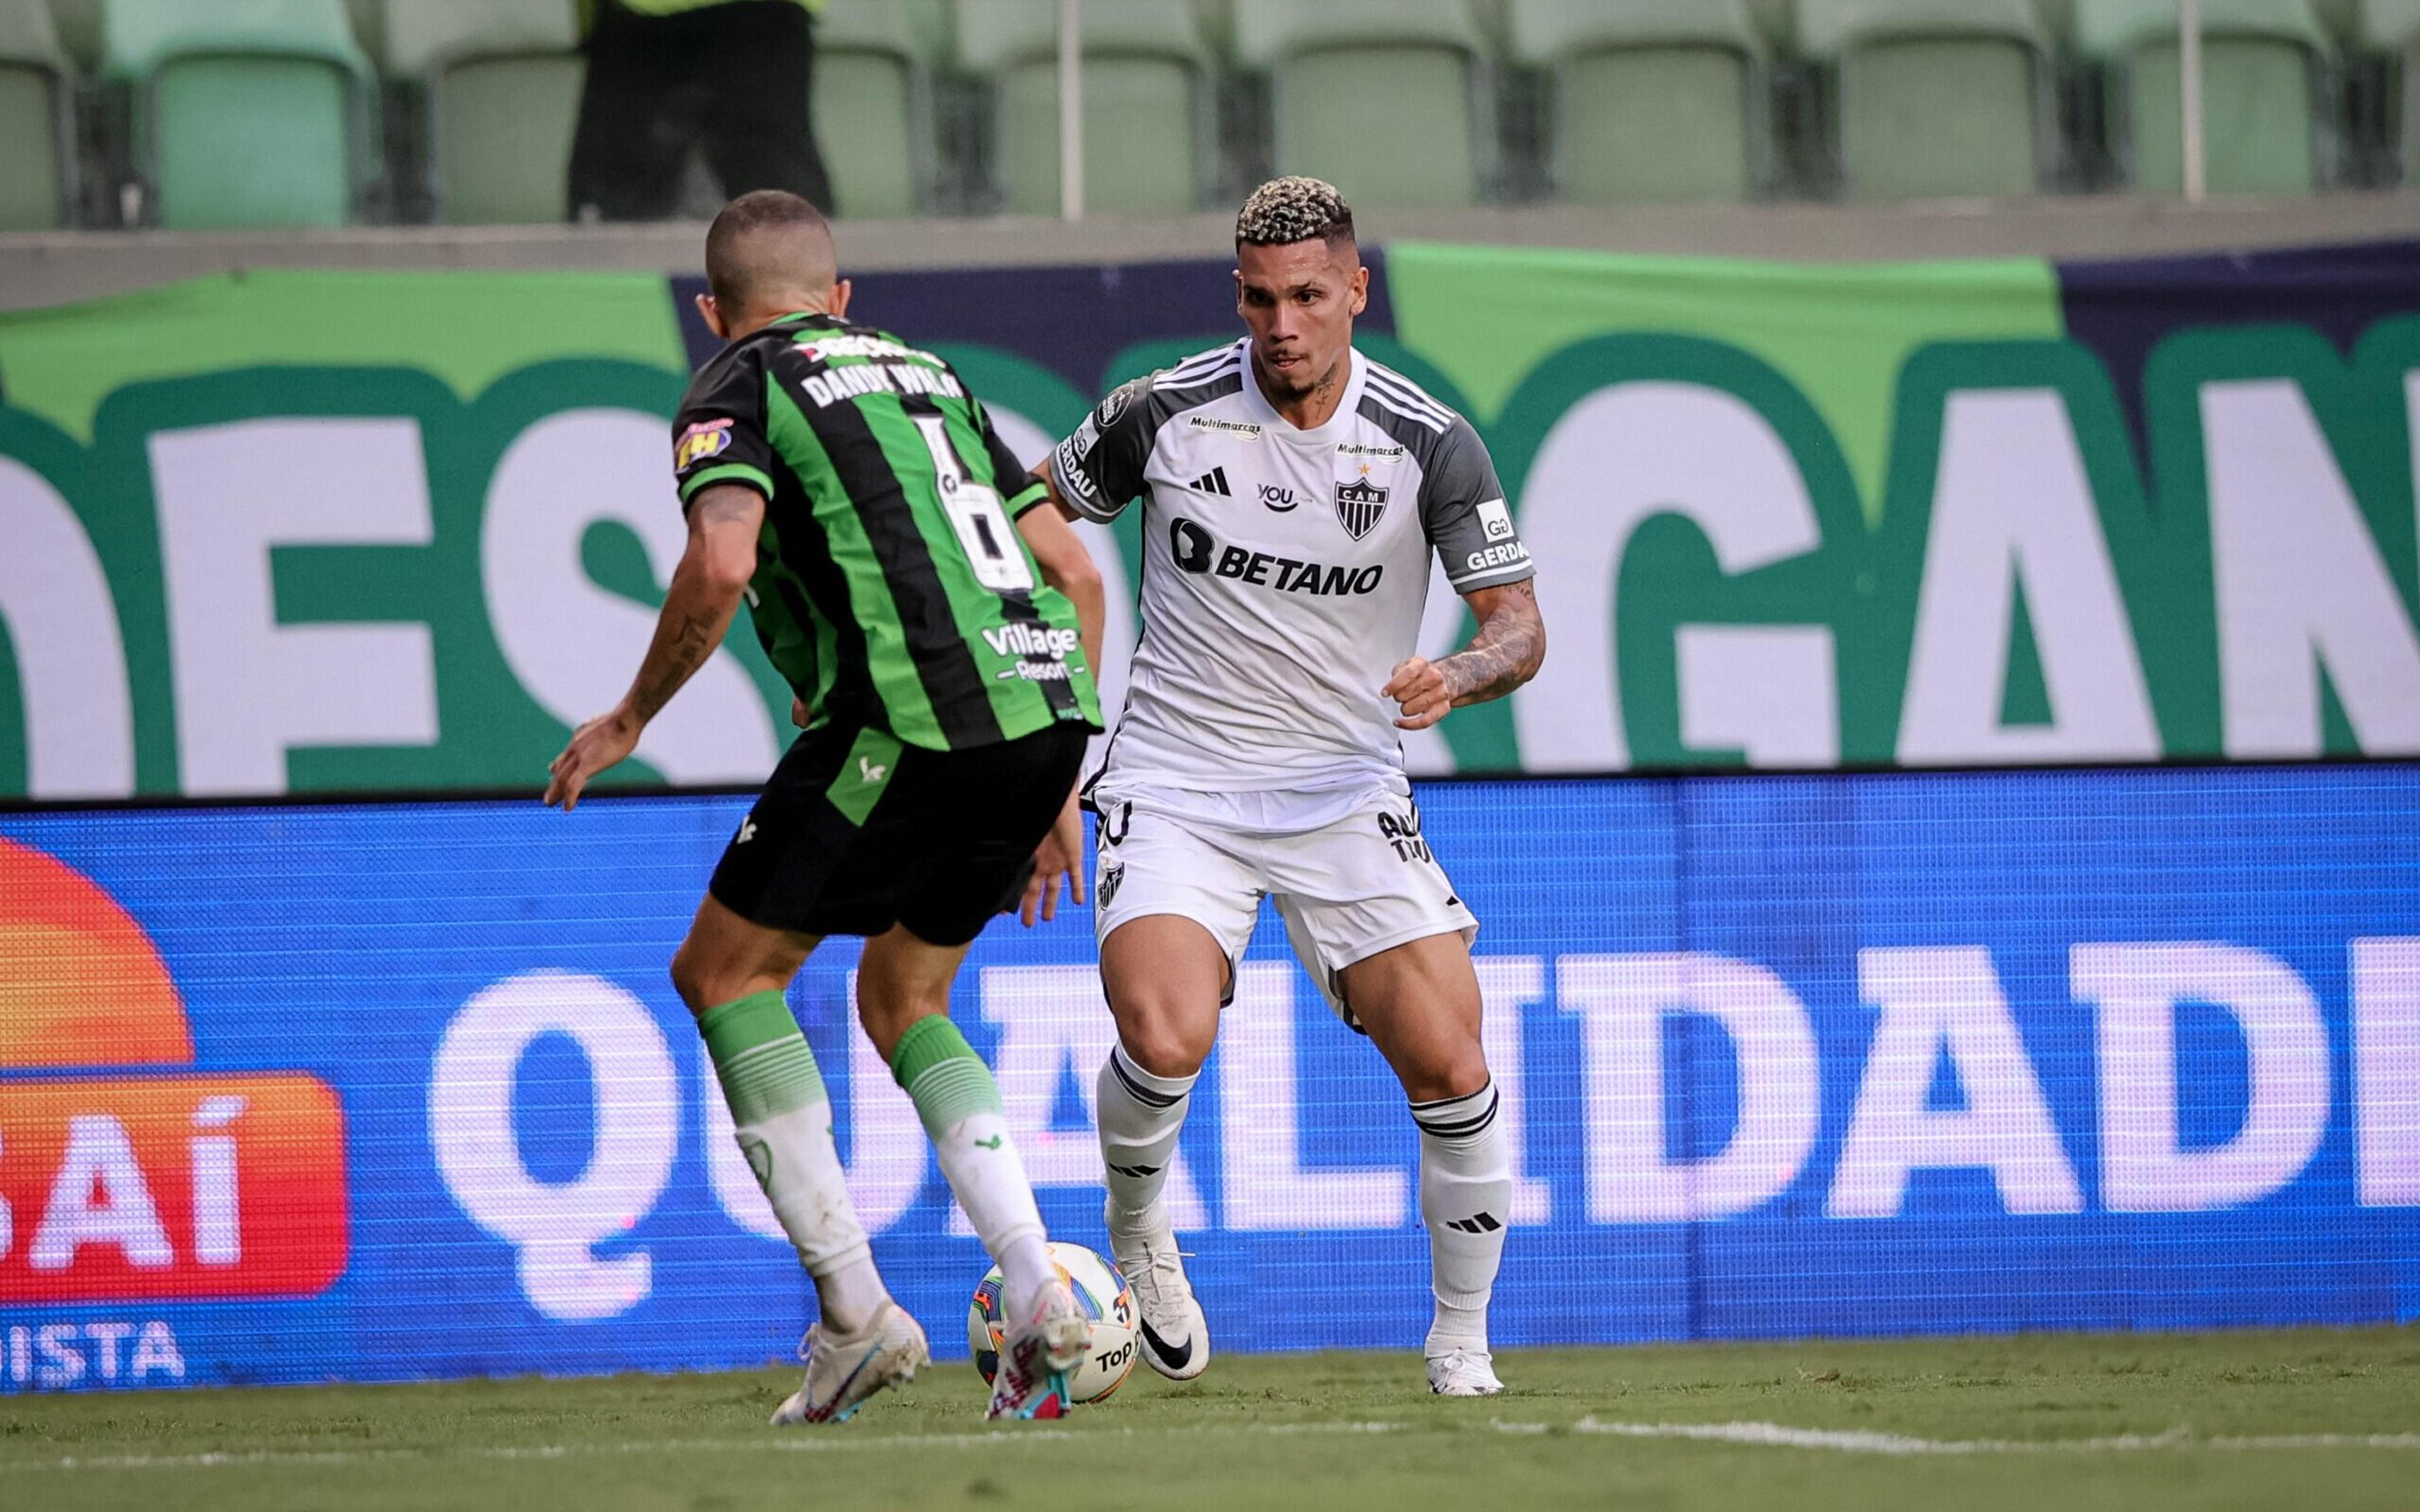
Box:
[771,1301,930,1425]
[1426,1348,1505,1397]
[1105,1198,1210,1381]
[986,1277,1088,1421]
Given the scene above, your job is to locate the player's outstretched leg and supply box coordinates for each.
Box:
[860,929,1085,1419]
[1097,915,1228,1380]
[679,924,928,1424]
[1339,933,1509,1397]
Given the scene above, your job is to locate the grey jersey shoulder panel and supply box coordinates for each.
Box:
[1357,360,1535,590]
[1053,342,1247,521]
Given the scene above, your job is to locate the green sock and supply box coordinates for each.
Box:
[889,1014,1004,1139]
[698,990,826,1124]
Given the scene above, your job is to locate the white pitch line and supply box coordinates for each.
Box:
[1,1420,1405,1475]
[12,1417,2416,1474]
[1559,1418,2420,1456]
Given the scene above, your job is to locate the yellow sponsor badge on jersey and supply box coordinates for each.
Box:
[675,418,734,471]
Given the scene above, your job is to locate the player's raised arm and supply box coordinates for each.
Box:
[544,484,763,810]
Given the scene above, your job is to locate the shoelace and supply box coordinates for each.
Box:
[1131,1237,1194,1302]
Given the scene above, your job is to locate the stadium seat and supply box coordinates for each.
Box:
[1799,0,2054,200]
[0,0,71,227]
[815,0,933,219]
[1509,0,1770,204]
[2078,0,2332,193]
[384,0,582,224]
[2363,0,2420,181]
[1235,0,1494,209]
[954,0,1214,215]
[104,0,376,228]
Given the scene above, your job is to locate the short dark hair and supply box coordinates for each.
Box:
[704,190,836,311]
[1235,176,1355,253]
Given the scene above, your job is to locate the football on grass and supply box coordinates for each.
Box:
[967,1241,1138,1404]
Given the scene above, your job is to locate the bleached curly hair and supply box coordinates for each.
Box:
[1235,176,1355,251]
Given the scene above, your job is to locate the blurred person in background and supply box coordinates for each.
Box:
[568,0,834,222]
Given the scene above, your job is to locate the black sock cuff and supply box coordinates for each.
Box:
[1106,1045,1192,1109]
[1410,1079,1498,1139]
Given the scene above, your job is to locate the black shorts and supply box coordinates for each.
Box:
[708,721,1089,947]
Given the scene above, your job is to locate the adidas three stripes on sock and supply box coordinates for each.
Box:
[1412,1079,1511,1357]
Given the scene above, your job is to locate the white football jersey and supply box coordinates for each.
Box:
[1051,340,1533,812]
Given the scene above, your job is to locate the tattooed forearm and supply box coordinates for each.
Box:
[615,489,761,728]
[1436,580,1545,708]
[630,610,720,723]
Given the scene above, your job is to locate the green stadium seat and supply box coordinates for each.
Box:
[815,0,933,219]
[1509,0,1770,205]
[2363,0,2420,181]
[0,0,71,227]
[1235,0,1494,209]
[105,0,375,228]
[1800,0,2054,200]
[384,0,582,224]
[2078,0,2332,193]
[955,0,1214,216]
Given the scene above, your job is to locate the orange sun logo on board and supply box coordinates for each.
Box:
[0,839,347,1303]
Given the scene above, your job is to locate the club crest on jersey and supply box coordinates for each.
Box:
[1335,475,1389,541]
[674,418,732,470]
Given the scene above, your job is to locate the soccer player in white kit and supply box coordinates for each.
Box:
[1025,178,1546,1397]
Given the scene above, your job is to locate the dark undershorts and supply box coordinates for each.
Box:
[708,720,1089,947]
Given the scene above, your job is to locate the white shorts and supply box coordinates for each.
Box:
[1090,789,1478,1026]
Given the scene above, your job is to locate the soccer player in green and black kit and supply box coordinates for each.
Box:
[545,190,1105,1424]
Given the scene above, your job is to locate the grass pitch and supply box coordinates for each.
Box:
[3,1327,2415,1512]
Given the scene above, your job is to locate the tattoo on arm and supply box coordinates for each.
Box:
[619,487,759,725]
[630,610,719,723]
[1436,580,1545,708]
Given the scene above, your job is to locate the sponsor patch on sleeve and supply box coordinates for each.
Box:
[1475,498,1517,542]
[1095,379,1140,428]
[1052,437,1102,503]
[674,418,734,471]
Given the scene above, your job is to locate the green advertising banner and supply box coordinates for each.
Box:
[3,243,2417,799]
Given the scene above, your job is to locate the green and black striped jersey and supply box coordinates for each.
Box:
[672,311,1102,751]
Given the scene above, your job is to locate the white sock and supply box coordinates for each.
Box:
[1096,1045,1196,1225]
[704,995,891,1332]
[890,1017,1057,1317]
[737,1102,885,1334]
[1412,1080,1510,1358]
[814,1254,889,1337]
[940,1109,1056,1316]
